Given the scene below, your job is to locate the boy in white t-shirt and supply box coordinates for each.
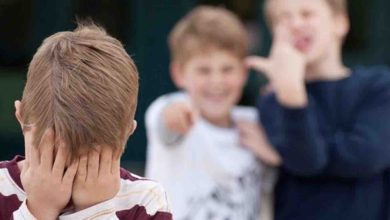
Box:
[145,6,280,220]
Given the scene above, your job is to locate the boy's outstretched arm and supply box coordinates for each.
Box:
[13,129,78,220]
[161,101,196,138]
[145,93,197,146]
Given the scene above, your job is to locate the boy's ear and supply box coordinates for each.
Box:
[14,100,23,127]
[131,120,137,135]
[170,62,185,89]
[335,13,350,40]
[127,120,137,137]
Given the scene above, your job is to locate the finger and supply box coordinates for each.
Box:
[20,159,30,176]
[77,155,88,183]
[239,135,254,151]
[185,110,195,131]
[14,100,23,128]
[244,56,271,74]
[190,106,200,124]
[239,137,249,148]
[238,129,249,140]
[40,129,55,170]
[23,122,37,166]
[87,147,100,179]
[52,142,68,177]
[28,128,40,168]
[177,111,190,134]
[236,121,252,133]
[111,148,121,175]
[273,24,290,45]
[183,102,197,127]
[63,158,79,185]
[23,126,34,166]
[99,146,112,176]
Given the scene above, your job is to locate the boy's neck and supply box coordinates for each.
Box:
[305,46,350,82]
[202,114,233,128]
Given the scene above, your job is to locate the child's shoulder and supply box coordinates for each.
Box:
[0,156,25,207]
[0,156,23,178]
[0,156,20,168]
[352,65,390,84]
[119,167,169,194]
[118,168,171,214]
[350,65,390,96]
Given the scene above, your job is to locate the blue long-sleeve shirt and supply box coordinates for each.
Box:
[259,66,390,220]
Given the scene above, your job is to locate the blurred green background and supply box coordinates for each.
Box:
[1,0,389,174]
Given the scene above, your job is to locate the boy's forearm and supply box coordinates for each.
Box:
[157,114,183,145]
[27,200,59,220]
[274,80,308,108]
[253,144,282,167]
[261,97,328,176]
[13,200,58,220]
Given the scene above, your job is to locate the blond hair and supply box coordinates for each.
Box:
[168,6,249,65]
[264,0,348,25]
[21,24,139,158]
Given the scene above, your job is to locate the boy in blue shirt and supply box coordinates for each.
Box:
[247,0,390,219]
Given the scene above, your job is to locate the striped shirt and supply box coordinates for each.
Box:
[0,156,172,220]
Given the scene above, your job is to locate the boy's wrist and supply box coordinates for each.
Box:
[74,202,99,212]
[275,82,308,107]
[27,199,59,220]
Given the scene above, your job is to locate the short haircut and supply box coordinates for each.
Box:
[168,6,249,65]
[264,0,348,25]
[21,23,139,158]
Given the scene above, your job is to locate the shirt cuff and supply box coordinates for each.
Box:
[13,200,38,220]
[59,199,116,220]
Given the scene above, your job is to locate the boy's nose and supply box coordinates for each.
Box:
[289,15,305,30]
[209,72,224,84]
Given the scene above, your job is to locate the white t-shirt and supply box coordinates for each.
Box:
[145,92,263,220]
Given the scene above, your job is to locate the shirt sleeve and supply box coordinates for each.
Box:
[323,81,390,177]
[58,181,172,220]
[59,199,118,220]
[12,200,37,220]
[268,98,329,176]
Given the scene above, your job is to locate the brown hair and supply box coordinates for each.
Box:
[168,6,249,65]
[264,0,348,25]
[21,23,139,158]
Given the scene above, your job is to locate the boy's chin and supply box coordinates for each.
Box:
[201,111,231,124]
[303,52,322,65]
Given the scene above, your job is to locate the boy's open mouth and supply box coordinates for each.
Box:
[204,90,228,102]
[294,36,312,52]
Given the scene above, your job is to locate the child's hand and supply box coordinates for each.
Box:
[162,102,197,135]
[237,121,282,167]
[245,25,307,107]
[72,147,121,211]
[21,129,78,220]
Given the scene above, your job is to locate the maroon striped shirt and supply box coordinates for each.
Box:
[0,156,172,220]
